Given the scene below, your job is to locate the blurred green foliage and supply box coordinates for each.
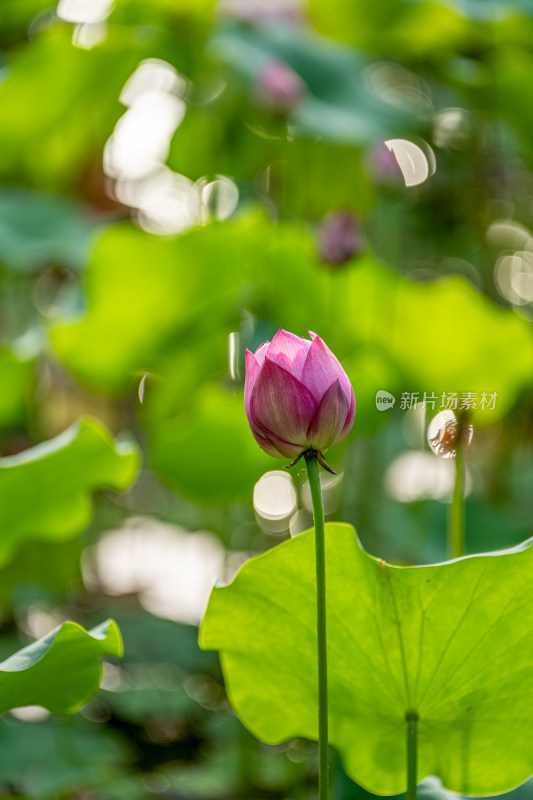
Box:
[0,417,139,565]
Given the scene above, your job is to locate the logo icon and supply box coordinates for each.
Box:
[376,390,395,411]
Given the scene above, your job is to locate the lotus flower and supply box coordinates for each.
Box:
[244,329,355,464]
[254,60,306,113]
[317,210,363,266]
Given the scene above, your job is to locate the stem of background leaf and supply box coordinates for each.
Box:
[304,452,329,800]
[406,713,418,800]
[237,720,254,796]
[448,415,466,560]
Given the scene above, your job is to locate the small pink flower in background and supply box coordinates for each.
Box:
[254,60,306,113]
[244,329,355,462]
[218,0,304,24]
[317,210,364,266]
[368,143,403,185]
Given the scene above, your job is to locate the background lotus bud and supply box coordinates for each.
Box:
[254,60,306,113]
[218,0,304,23]
[368,142,404,185]
[244,329,355,460]
[317,210,364,266]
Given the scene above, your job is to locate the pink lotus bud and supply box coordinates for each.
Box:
[254,60,306,113]
[317,210,363,266]
[244,329,355,460]
[368,143,404,185]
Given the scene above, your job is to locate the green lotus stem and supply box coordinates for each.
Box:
[448,417,466,560]
[304,451,329,800]
[406,711,418,800]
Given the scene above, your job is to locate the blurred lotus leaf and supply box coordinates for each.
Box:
[0,26,143,191]
[0,344,35,431]
[247,237,533,423]
[108,608,220,673]
[0,713,130,800]
[201,522,533,795]
[337,260,533,422]
[0,188,106,273]
[249,236,533,424]
[51,216,533,432]
[0,416,140,566]
[0,538,84,615]
[0,619,122,715]
[210,22,415,144]
[307,0,474,54]
[148,382,271,503]
[49,220,250,391]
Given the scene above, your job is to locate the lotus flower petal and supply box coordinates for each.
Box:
[244,350,260,414]
[248,423,283,458]
[301,334,352,404]
[266,329,311,380]
[254,341,270,367]
[250,357,316,445]
[340,391,356,439]
[307,380,349,451]
[258,427,306,459]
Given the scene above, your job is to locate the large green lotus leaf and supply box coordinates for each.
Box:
[49,220,251,391]
[0,416,140,566]
[148,382,271,502]
[201,522,533,795]
[0,619,122,715]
